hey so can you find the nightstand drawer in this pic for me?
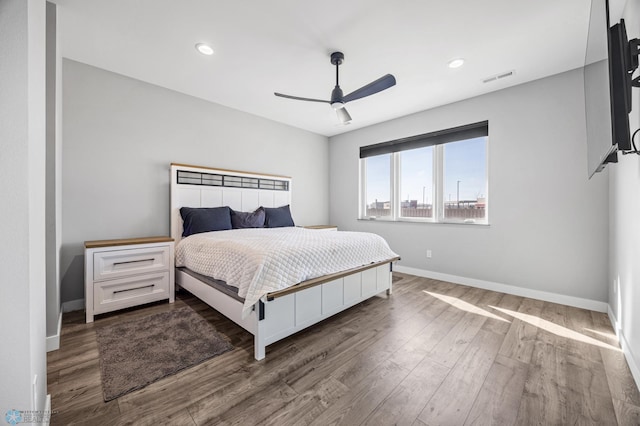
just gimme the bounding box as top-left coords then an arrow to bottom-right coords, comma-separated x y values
93,272 -> 170,314
93,245 -> 170,281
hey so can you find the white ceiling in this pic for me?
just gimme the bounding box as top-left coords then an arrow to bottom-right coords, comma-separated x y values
53,0 -> 599,137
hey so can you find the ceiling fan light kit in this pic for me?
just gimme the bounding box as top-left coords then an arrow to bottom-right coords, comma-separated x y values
336,107 -> 352,124
274,51 -> 396,124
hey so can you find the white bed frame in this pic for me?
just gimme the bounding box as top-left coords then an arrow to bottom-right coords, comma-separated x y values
170,163 -> 397,360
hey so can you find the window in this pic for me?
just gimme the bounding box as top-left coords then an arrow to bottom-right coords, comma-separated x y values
443,138 -> 487,221
363,153 -> 391,217
400,147 -> 433,218
359,121 -> 488,224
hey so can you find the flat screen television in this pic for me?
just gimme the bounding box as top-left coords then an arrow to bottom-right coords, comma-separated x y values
584,0 -> 635,178
609,20 -> 633,151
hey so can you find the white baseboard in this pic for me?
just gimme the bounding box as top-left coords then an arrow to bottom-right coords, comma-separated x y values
607,305 -> 640,393
44,299 -> 84,353
394,265 -> 609,313
607,304 -> 620,335
46,310 -> 62,352
61,298 -> 84,313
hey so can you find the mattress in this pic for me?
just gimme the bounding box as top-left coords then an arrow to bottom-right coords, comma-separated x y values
175,227 -> 398,317
177,267 -> 244,302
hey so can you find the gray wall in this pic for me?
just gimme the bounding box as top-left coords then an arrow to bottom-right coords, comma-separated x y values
61,60 -> 329,303
329,68 -> 610,303
0,0 -> 48,412
609,0 -> 640,384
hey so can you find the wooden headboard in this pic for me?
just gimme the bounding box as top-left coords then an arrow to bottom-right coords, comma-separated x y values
170,163 -> 292,244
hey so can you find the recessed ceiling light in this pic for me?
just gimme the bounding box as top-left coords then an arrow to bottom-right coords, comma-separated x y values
448,58 -> 465,69
195,43 -> 214,56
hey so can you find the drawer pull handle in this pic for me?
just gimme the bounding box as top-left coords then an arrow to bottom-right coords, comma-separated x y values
113,284 -> 155,294
113,258 -> 155,266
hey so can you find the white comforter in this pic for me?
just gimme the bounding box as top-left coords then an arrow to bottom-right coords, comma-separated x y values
175,227 -> 398,318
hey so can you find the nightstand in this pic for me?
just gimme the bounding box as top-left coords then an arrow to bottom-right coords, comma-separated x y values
302,225 -> 338,231
84,236 -> 175,323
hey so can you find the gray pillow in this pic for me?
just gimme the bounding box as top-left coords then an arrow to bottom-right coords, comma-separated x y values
263,205 -> 295,228
230,207 -> 265,229
180,206 -> 232,237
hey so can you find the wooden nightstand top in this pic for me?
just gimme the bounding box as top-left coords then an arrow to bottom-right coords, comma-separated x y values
302,225 -> 338,230
84,236 -> 174,249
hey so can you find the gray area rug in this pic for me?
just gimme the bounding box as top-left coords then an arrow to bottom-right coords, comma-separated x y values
96,306 -> 234,401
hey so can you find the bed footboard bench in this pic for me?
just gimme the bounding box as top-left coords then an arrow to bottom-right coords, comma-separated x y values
175,258 -> 397,360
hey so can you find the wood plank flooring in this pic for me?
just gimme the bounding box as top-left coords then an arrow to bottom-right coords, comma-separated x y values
47,273 -> 640,425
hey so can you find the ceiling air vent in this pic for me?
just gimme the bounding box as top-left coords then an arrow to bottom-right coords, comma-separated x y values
482,70 -> 515,84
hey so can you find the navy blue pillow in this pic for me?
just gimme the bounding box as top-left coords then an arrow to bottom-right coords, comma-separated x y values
263,205 -> 295,228
231,207 -> 265,229
180,206 -> 232,237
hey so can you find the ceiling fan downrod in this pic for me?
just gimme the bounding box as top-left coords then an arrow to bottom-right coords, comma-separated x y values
330,52 -> 345,108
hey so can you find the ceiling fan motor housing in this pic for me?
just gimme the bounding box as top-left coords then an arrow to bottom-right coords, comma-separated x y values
331,86 -> 344,108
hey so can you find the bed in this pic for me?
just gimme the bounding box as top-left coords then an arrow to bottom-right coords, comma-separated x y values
170,163 -> 400,360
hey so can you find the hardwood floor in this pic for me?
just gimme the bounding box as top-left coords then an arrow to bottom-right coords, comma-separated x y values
47,273 -> 640,425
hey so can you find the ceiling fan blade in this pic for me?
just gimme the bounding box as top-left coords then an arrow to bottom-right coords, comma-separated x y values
336,107 -> 352,124
274,92 -> 330,104
343,74 -> 396,103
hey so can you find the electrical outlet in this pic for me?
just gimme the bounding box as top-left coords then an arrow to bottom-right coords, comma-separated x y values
426,250 -> 432,259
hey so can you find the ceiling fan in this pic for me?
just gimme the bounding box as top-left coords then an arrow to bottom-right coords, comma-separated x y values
274,51 -> 396,124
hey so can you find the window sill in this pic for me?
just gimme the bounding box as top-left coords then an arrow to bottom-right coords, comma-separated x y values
358,217 -> 490,226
